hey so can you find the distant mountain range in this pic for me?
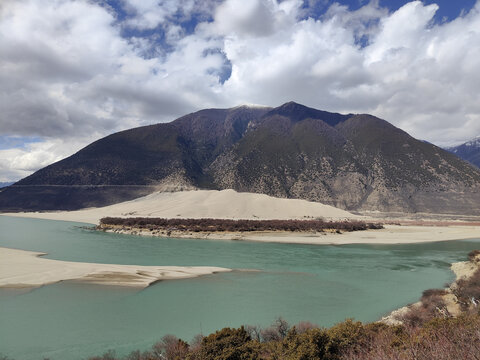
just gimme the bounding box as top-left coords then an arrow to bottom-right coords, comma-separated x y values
0,182 -> 13,189
1,102 -> 480,215
446,137 -> 480,169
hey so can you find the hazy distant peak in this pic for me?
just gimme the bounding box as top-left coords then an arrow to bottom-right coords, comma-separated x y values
445,136 -> 480,168
465,136 -> 480,147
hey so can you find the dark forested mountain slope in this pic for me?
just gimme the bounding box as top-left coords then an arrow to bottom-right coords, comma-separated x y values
2,102 -> 480,214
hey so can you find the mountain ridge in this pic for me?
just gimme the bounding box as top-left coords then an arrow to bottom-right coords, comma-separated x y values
1,102 -> 480,215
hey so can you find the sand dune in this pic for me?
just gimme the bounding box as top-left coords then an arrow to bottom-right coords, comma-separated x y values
0,247 -> 230,288
3,189 -> 357,225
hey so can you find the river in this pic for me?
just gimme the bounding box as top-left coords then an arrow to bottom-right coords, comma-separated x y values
0,216 -> 479,359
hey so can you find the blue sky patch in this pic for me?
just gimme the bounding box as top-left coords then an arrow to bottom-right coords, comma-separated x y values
0,136 -> 44,150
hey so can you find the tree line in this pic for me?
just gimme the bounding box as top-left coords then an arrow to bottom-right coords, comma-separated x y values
98,217 -> 384,233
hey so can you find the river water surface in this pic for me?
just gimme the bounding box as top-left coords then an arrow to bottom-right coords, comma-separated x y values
1,216 -> 479,360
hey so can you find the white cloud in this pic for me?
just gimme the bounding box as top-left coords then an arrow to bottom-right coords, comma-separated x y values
0,0 -> 224,133
216,0 -> 480,145
0,138 -> 87,182
122,0 -> 176,30
1,0 -> 480,181
365,1 -> 439,64
121,0 -> 220,31
362,1 -> 480,144
213,0 -> 276,37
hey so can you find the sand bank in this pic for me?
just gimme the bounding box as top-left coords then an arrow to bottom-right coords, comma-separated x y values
101,224 -> 480,245
1,189 -> 358,225
0,247 -> 230,288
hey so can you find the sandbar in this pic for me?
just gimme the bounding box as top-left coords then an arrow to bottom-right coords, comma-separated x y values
0,247 -> 230,288
100,224 -> 480,245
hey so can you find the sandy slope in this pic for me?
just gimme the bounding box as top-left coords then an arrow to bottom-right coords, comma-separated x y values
0,247 -> 230,288
2,189 -> 357,224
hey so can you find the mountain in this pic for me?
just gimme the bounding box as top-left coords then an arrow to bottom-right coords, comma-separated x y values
0,182 -> 13,188
1,102 -> 480,215
0,105 -> 271,211
446,137 -> 480,169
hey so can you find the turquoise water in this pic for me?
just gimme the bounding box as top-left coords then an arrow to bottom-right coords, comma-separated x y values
0,216 -> 479,360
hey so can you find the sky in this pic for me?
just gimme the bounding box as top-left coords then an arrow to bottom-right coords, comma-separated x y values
0,0 -> 479,182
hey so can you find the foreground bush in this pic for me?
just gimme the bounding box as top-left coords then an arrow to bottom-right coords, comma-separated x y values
84,314 -> 480,360
346,315 -> 480,360
453,268 -> 480,310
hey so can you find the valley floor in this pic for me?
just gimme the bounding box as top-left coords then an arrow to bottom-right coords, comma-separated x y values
2,189 -> 480,245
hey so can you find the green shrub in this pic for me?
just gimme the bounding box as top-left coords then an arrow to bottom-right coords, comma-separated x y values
325,319 -> 366,358
188,327 -> 258,360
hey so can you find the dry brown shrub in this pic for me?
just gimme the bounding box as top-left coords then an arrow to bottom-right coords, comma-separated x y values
152,335 -> 189,360
421,288 -> 448,299
295,321 -> 318,334
260,317 -> 290,342
453,269 -> 480,310
468,249 -> 480,262
342,314 -> 480,360
99,217 -> 384,233
399,290 -> 450,328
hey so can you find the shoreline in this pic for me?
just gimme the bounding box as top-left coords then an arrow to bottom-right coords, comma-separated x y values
381,252 -> 480,325
3,211 -> 480,245
97,223 -> 480,245
0,246 -> 231,288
